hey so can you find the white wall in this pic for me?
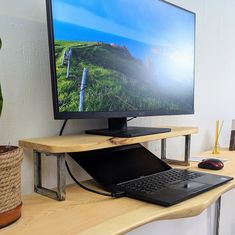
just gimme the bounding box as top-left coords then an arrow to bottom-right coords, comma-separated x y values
1,0 -> 235,234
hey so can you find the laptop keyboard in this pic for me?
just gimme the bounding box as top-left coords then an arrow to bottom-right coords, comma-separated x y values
117,169 -> 203,194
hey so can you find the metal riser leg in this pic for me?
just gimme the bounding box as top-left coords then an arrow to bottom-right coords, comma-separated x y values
33,151 -> 66,201
161,135 -> 191,166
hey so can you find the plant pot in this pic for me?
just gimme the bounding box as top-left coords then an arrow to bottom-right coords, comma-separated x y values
0,146 -> 23,228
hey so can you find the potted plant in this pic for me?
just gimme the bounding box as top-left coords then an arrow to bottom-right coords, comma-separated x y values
0,37 -> 23,228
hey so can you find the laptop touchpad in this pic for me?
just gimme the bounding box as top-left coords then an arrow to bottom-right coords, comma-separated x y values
169,181 -> 207,191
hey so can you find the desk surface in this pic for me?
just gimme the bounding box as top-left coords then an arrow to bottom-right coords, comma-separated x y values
1,149 -> 235,235
19,126 -> 198,153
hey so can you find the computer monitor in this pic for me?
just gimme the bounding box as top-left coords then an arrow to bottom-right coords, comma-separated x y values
46,0 -> 195,137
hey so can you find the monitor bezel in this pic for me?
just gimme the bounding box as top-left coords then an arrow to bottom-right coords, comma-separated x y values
46,0 -> 196,120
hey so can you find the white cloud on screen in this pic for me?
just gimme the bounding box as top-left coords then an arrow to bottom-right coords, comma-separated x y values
53,2 -> 164,46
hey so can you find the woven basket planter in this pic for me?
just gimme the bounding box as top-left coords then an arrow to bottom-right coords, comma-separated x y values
0,146 -> 23,228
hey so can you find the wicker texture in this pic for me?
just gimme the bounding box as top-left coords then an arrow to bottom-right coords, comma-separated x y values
0,147 -> 23,214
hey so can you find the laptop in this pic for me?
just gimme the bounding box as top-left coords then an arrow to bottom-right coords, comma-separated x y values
69,144 -> 233,206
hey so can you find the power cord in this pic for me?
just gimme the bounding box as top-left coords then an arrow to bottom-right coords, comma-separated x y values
65,161 -> 124,198
59,119 -> 68,136
59,120 -> 125,198
127,117 -> 136,122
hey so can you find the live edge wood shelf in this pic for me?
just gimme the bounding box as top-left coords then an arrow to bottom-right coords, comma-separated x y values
18,126 -> 198,201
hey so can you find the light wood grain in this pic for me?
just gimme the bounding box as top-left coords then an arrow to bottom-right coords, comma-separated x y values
1,149 -> 235,235
19,126 -> 198,153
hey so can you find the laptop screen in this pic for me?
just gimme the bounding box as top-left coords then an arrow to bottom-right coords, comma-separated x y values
69,144 -> 171,187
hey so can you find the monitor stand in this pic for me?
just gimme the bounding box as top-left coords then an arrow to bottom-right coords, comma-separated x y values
85,117 -> 171,137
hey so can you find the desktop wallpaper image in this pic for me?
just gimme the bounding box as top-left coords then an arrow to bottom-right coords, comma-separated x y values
52,0 -> 195,113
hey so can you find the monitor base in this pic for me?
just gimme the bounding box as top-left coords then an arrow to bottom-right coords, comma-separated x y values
86,126 -> 171,138
86,118 -> 171,137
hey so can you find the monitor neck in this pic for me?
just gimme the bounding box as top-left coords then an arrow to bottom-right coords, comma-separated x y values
108,118 -> 127,130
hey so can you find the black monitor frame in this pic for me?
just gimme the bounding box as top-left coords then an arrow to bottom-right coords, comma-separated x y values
46,0 -> 196,122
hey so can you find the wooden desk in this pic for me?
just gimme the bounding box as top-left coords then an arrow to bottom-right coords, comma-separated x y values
1,150 -> 235,235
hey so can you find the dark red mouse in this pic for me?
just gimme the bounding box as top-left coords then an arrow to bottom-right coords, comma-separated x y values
198,158 -> 224,170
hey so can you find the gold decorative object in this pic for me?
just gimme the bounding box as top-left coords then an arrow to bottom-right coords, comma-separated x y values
212,120 -> 223,154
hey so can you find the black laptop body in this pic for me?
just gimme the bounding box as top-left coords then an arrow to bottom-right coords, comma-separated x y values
69,144 -> 233,206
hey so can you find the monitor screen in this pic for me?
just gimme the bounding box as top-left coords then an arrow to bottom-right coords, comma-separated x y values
69,144 -> 171,187
46,0 -> 195,119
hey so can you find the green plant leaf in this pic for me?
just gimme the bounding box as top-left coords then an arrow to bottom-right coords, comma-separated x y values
0,84 -> 2,116
0,37 -> 2,116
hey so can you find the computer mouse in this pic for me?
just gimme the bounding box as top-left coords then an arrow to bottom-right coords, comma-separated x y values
198,158 -> 224,170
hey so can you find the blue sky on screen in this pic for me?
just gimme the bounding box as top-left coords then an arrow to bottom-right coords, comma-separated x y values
52,0 -> 195,83
53,0 -> 194,47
